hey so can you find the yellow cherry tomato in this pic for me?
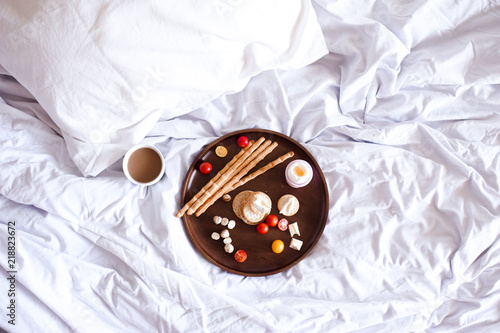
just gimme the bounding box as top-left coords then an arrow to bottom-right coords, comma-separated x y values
271,240 -> 284,254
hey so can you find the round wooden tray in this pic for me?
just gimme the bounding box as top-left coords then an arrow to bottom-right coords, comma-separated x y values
180,129 -> 329,276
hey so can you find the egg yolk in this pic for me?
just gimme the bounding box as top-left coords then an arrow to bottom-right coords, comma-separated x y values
293,166 -> 305,177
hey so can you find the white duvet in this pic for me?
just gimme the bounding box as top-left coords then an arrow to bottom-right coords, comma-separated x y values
2,0 -> 500,332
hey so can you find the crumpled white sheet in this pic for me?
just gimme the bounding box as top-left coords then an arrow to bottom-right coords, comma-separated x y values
2,0 -> 500,332
0,0 -> 327,177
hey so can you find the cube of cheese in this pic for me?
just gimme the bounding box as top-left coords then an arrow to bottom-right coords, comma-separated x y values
289,222 -> 300,237
289,238 -> 303,251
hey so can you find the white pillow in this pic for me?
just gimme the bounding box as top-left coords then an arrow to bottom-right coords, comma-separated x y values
0,0 -> 327,176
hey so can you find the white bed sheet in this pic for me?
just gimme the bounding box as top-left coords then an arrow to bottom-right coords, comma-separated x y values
2,0 -> 500,332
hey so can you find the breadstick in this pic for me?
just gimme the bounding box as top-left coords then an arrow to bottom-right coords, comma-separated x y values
176,141 -> 255,218
187,138 -> 269,215
195,141 -> 279,217
186,137 -> 267,215
231,151 -> 294,190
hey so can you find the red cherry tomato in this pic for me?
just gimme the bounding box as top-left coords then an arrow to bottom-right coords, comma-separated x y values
199,162 -> 212,174
237,136 -> 249,148
278,218 -> 289,231
266,214 -> 278,228
256,222 -> 269,234
234,250 -> 247,263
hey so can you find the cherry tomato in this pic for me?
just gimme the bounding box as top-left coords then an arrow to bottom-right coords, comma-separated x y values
234,250 -> 247,263
237,136 -> 249,148
256,222 -> 269,234
265,214 -> 278,227
278,218 -> 289,231
272,240 -> 284,254
199,162 -> 212,174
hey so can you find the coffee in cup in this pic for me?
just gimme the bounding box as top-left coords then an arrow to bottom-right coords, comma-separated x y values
123,144 -> 165,198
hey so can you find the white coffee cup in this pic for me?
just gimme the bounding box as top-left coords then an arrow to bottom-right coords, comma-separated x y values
123,144 -> 165,198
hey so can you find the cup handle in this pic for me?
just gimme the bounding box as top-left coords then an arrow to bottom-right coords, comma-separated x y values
139,185 -> 148,199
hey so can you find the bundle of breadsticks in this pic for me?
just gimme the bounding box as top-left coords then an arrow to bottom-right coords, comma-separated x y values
176,137 -> 294,218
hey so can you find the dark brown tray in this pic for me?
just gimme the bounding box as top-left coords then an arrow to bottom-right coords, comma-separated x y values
180,129 -> 329,276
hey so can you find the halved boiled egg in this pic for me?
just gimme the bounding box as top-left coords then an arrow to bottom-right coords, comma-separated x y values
285,159 -> 313,188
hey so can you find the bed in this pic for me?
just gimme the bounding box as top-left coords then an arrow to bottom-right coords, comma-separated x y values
1,0 -> 500,332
